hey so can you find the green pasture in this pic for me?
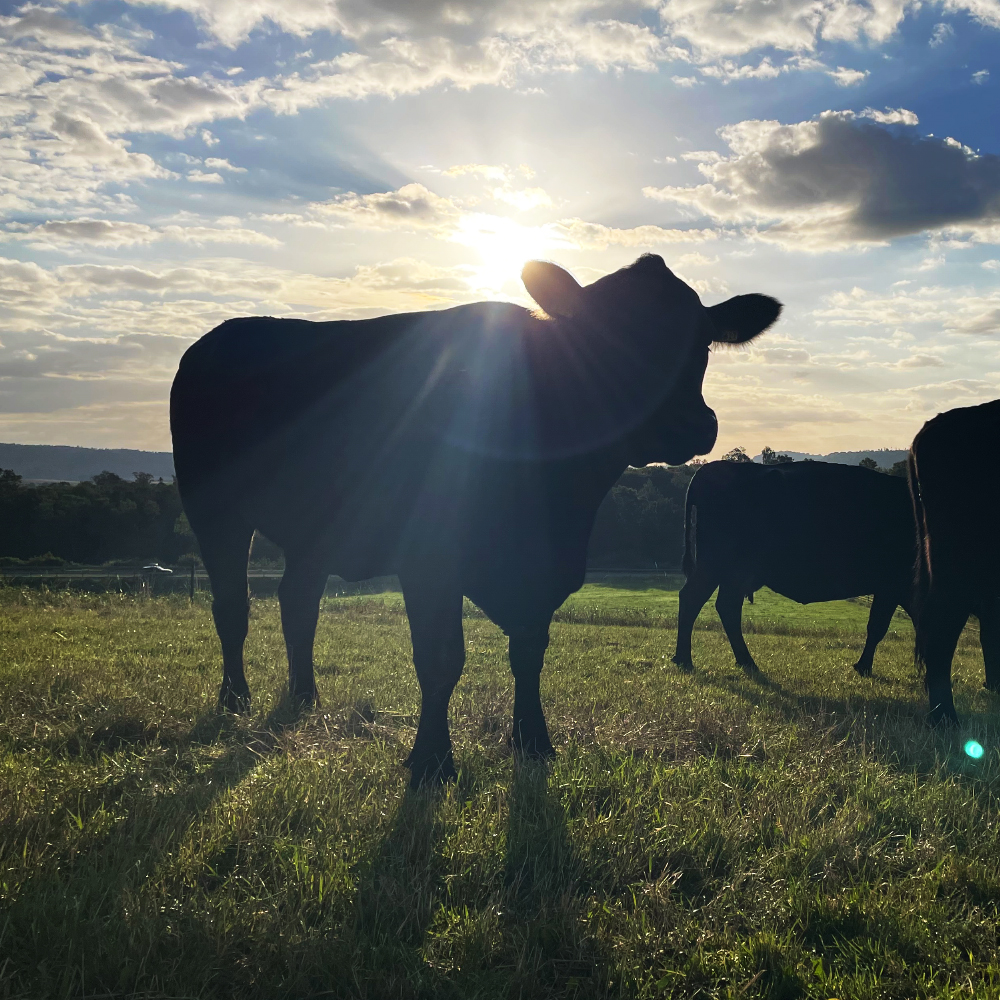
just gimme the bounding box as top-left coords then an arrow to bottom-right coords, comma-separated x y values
2,580 -> 999,999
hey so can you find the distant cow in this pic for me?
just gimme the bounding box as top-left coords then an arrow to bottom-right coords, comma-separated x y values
673,460 -> 915,676
171,254 -> 779,785
909,399 -> 1000,725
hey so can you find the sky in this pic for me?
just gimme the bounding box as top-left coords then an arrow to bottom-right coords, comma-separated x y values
0,0 -> 998,458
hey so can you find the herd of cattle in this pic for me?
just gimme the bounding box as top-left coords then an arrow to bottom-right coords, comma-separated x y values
170,254 -> 995,784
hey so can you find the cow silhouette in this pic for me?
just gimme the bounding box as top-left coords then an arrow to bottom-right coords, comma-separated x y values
170,254 -> 780,784
673,460 -> 915,676
909,399 -> 1000,725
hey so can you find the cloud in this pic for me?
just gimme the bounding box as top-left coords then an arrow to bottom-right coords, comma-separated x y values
642,111 -> 1000,248
930,22 -> 954,45
973,69 -> 990,84
2,218 -> 281,249
815,284 -> 1000,336
861,106 -> 919,125
549,218 -> 718,249
313,183 -> 462,232
186,170 -> 225,183
827,66 -> 868,86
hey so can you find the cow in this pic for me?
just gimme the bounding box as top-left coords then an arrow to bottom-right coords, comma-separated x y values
170,254 -> 780,785
909,399 -> 1000,725
673,460 -> 915,677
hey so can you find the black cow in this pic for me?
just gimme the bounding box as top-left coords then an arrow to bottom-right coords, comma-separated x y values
673,460 -> 915,676
170,254 -> 780,784
909,399 -> 1000,725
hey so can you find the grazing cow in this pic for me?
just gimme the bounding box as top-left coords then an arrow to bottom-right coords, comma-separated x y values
909,399 -> 1000,725
673,460 -> 915,676
170,254 -> 780,784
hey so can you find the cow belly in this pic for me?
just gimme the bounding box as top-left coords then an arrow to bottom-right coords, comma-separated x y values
764,569 -> 878,606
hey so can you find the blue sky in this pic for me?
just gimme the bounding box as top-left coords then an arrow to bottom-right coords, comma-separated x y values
0,0 -> 998,455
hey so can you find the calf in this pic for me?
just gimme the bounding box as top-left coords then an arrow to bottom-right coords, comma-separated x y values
171,255 -> 780,785
909,399 -> 1000,725
673,460 -> 915,676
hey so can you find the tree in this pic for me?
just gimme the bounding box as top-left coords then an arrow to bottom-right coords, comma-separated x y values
761,446 -> 794,465
721,446 -> 753,463
859,457 -> 880,471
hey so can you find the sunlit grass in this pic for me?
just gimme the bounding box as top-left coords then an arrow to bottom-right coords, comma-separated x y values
2,583 -> 1000,998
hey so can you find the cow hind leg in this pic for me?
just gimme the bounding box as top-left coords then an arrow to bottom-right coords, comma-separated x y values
716,583 -> 759,674
278,553 -> 328,706
918,589 -> 967,727
399,563 -> 465,787
508,626 -> 556,759
673,571 -> 717,672
853,591 -> 898,678
974,597 -> 1000,692
197,516 -> 255,713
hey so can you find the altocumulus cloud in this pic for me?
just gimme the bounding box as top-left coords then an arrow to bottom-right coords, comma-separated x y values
643,111 -> 1000,249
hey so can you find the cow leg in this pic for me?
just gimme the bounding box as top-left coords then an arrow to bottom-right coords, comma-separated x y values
974,597 -> 1000,692
716,583 -> 759,673
198,517 -> 255,713
278,554 -> 328,705
399,565 -> 465,787
852,591 -> 897,678
920,590 -> 967,727
673,572 -> 717,672
509,626 -> 555,759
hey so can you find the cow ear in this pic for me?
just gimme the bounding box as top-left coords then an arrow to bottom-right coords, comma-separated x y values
522,261 -> 584,319
707,294 -> 782,345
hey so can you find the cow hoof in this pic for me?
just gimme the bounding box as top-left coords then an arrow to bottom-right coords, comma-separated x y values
853,661 -> 873,678
405,750 -> 457,789
218,683 -> 251,715
672,656 -> 695,673
511,735 -> 557,760
290,686 -> 321,709
928,705 -> 959,728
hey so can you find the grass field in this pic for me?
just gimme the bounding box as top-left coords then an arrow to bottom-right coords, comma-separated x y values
2,579 -> 1000,999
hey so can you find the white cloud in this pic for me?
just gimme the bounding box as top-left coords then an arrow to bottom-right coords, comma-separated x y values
815,284 -> 1000,336
861,106 -> 919,124
642,111 -> 1000,249
186,170 -> 225,183
930,22 -> 954,45
973,69 -> 990,84
827,66 -> 868,85
204,157 -> 247,172
2,218 -> 281,249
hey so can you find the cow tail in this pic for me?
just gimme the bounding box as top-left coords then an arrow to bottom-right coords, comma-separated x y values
908,448 -> 930,671
682,501 -> 697,577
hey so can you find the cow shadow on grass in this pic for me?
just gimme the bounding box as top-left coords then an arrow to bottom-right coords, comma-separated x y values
682,649 -> 1000,780
1,695 -> 317,998
334,761 -> 618,997
500,761 -> 613,996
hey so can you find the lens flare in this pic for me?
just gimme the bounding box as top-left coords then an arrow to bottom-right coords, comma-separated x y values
964,739 -> 984,760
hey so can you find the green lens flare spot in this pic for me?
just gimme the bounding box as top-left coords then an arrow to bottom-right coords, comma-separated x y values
964,740 -> 984,760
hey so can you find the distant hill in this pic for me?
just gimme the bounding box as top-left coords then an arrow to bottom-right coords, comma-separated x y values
751,448 -> 908,467
0,443 -> 174,483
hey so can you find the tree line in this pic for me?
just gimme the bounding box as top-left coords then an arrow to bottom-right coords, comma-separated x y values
0,449 -> 908,570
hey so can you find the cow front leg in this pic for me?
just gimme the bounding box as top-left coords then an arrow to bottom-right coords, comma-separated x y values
400,566 -> 465,787
918,590 -> 967,726
853,591 -> 898,677
278,555 -> 328,706
716,583 -> 759,674
673,572 -> 717,672
508,627 -> 555,759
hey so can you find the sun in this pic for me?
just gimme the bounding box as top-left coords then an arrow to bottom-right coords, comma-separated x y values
453,213 -> 570,295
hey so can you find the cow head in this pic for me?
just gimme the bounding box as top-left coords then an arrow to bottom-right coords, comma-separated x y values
522,254 -> 780,465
